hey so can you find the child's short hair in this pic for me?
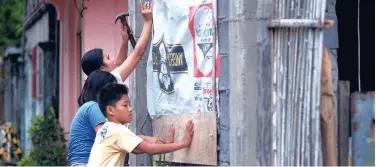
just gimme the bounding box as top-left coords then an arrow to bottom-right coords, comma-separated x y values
98,83 -> 129,117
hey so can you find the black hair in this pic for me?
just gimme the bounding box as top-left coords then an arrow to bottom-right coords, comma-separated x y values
98,83 -> 129,117
77,70 -> 117,106
81,48 -> 104,76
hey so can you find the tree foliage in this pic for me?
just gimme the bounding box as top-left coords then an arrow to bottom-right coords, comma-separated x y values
0,0 -> 23,53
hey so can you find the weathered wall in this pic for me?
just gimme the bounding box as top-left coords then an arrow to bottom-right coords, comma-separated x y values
23,7 -> 50,156
229,0 -> 273,165
351,92 -> 375,166
217,0 -> 230,165
128,0 -> 339,165
228,0 -> 338,165
255,0 -> 273,165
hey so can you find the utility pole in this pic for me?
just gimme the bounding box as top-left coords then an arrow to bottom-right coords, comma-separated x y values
229,0 -> 259,165
229,0 -> 273,165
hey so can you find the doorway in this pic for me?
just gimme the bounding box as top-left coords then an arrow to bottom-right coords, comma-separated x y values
336,0 -> 375,93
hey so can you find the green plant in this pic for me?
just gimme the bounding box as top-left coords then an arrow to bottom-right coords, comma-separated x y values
150,154 -> 169,166
17,157 -> 37,166
28,107 -> 67,166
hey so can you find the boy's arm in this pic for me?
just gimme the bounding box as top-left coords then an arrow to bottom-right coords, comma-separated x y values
134,120 -> 194,155
131,148 -> 144,154
137,125 -> 175,144
117,120 -> 193,155
138,135 -> 166,144
117,2 -> 152,81
135,141 -> 186,155
95,123 -> 104,133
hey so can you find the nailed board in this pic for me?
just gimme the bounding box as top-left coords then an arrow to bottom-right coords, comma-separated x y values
152,112 -> 217,165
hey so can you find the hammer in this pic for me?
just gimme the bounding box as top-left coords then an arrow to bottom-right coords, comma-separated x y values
115,12 -> 136,48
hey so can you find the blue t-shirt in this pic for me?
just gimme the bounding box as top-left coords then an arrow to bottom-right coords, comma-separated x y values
68,101 -> 107,165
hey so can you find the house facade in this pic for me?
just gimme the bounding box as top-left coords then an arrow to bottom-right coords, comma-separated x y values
21,0 -> 128,155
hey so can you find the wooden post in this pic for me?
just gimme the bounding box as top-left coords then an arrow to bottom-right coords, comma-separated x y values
338,81 -> 350,166
320,47 -> 338,166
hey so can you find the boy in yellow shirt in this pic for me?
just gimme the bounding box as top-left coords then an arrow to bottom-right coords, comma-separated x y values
87,83 -> 194,166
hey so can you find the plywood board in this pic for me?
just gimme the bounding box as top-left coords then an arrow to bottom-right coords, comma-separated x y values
152,112 -> 217,165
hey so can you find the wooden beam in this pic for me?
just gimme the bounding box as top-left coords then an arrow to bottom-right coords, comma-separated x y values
338,81 -> 350,166
320,47 -> 338,166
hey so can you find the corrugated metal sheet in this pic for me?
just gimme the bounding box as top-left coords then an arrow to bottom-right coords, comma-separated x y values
351,92 -> 375,166
269,0 -> 327,166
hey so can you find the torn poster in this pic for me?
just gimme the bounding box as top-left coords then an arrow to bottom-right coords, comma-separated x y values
147,0 -> 220,116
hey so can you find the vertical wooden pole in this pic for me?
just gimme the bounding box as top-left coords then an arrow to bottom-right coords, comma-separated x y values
320,47 -> 338,166
338,81 -> 350,166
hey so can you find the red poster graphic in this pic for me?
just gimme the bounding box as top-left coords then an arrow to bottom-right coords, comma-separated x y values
189,3 -> 220,78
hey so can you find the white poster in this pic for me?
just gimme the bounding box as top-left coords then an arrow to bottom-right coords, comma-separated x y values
147,0 -> 220,116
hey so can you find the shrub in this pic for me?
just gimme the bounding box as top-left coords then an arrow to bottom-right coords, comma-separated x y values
17,157 -> 36,166
27,107 -> 67,166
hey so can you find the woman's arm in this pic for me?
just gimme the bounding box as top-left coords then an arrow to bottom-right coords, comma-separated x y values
117,2 -> 153,81
95,123 -> 104,133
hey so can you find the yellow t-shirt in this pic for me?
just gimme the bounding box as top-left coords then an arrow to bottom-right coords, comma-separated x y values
87,122 -> 143,166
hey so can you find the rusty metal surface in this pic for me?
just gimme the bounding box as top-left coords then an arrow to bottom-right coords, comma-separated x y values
351,92 -> 375,166
270,0 -> 326,166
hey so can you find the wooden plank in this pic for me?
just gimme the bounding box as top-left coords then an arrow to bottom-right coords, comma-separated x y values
337,80 -> 350,166
152,112 -> 217,165
320,47 -> 337,166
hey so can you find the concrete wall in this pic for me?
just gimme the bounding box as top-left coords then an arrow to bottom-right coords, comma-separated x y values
217,0 -> 230,165
127,0 -> 153,165
228,0 -> 274,165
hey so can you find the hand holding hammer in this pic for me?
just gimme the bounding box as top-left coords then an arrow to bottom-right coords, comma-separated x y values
115,12 -> 137,48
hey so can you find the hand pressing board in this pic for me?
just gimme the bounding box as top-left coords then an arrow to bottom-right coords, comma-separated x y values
152,112 -> 217,165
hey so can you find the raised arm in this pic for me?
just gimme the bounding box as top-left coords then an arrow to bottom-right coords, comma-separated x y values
117,1 -> 153,81
115,25 -> 129,66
